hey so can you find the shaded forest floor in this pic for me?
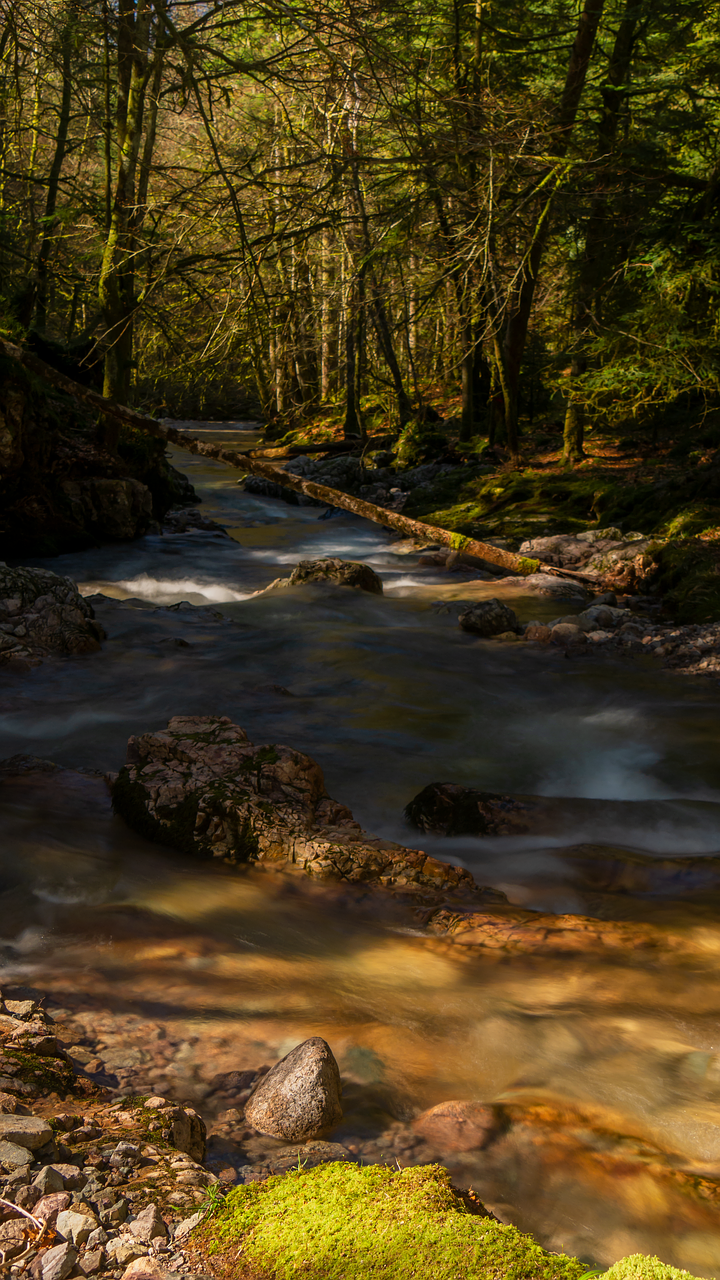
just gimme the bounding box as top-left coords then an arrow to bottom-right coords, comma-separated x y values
265,396 -> 720,625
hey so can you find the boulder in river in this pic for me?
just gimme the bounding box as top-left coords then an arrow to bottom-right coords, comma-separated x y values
268,557 -> 383,595
111,716 -> 490,899
458,599 -> 518,637
244,1037 -> 343,1141
405,782 -> 538,836
0,564 -> 104,665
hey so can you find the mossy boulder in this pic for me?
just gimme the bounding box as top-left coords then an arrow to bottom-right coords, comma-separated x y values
269,557 -> 383,595
194,1161 -> 587,1280
193,1162 -> 709,1280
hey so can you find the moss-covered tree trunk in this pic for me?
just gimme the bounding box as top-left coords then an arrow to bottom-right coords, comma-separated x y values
97,0 -> 152,449
562,4 -> 639,463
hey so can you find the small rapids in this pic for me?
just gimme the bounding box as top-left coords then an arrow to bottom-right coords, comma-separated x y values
2,421 -> 720,1273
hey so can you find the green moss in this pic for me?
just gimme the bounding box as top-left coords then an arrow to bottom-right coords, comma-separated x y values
1,1047 -> 77,1097
603,1256 -> 703,1280
644,539 -> 720,624
449,532 -> 470,552
197,1162 -> 587,1280
517,556 -> 541,575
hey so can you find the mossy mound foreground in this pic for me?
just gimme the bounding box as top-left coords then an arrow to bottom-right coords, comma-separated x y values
195,1162 -> 706,1280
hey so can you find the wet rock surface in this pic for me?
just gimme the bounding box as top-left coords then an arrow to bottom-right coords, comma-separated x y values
0,565 -> 104,666
458,598 -> 519,637
0,366 -> 199,558
519,529 -> 654,576
242,453 -> 454,513
405,783 -> 538,837
110,715 -> 485,900
519,594 -> 720,675
265,557 -> 384,595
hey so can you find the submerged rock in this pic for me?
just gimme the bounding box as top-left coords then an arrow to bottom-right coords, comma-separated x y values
244,1037 -> 343,1141
405,782 -> 538,837
519,573 -> 588,600
412,1101 -> 499,1152
458,598 -> 518,637
111,715 -> 488,899
267,557 -> 383,595
0,564 -> 104,665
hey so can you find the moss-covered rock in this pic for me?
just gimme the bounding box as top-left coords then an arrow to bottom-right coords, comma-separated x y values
195,1161 -> 587,1280
642,539 -> 720,624
603,1257 -> 704,1280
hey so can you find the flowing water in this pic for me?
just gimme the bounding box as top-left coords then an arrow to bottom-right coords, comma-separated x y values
3,423 -> 720,1272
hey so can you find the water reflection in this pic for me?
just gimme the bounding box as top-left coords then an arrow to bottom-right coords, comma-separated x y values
2,425 -> 720,1272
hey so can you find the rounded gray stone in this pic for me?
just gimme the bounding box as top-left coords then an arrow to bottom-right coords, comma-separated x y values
244,1037 -> 343,1142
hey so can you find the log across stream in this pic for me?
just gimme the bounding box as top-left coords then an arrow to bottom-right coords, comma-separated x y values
2,422 -> 720,1275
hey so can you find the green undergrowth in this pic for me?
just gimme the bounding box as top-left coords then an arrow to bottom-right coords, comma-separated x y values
401,460 -> 720,551
644,538 -> 720,624
194,1162 -> 702,1280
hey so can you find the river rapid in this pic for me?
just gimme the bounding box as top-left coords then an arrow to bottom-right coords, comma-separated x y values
3,422 -> 720,1273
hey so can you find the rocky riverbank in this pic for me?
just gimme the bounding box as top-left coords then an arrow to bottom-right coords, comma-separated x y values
1,987 -> 713,1280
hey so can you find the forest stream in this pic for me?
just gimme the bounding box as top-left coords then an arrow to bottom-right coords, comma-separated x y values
3,425 -> 720,1275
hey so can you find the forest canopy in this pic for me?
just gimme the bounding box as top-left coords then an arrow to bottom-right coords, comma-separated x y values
1,0 -> 718,459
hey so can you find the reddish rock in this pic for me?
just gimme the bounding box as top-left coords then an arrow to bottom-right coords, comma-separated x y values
34,1191 -> 72,1224
413,1101 -> 499,1152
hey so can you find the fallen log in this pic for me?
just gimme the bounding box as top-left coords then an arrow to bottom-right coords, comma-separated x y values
0,337 -> 595,584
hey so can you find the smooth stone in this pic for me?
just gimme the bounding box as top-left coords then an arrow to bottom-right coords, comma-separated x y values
82,1248 -> 106,1275
524,624 -> 552,642
106,1237 -> 149,1266
244,1037 -> 343,1142
34,1192 -> 72,1224
33,1165 -> 65,1194
56,1207 -> 97,1245
413,1101 -> 499,1152
173,1209 -> 206,1240
129,1202 -> 168,1242
121,1260 -> 167,1280
551,623 -> 587,645
0,1113 -> 53,1150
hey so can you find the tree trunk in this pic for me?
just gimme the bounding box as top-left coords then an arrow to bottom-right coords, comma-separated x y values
562,4 -> 639,459
97,0 -> 152,447
35,5 -> 75,331
500,0 -> 606,460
